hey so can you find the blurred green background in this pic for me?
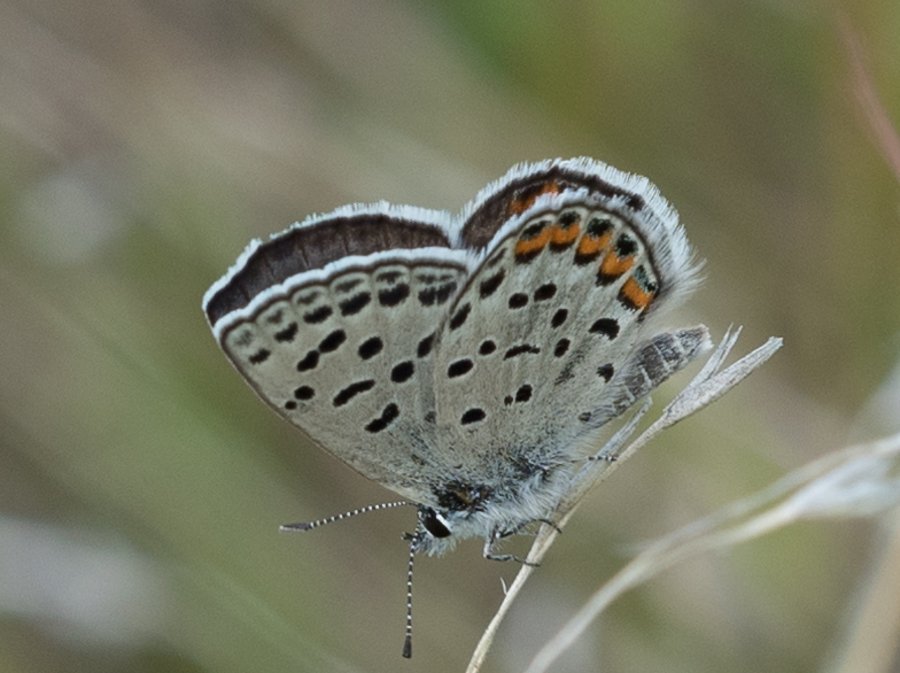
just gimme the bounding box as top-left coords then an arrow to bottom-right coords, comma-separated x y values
2,1 -> 899,672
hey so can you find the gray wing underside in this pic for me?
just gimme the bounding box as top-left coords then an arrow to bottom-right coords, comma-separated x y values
207,159 -> 707,507
429,204 -> 706,486
218,252 -> 469,500
217,207 -> 708,505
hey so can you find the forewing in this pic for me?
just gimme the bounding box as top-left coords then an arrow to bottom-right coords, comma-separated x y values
204,207 -> 467,499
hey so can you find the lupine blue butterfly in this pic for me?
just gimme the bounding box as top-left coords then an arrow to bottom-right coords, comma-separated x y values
203,157 -> 709,656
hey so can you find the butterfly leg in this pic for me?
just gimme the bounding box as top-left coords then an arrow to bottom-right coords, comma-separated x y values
497,518 -> 562,538
483,528 -> 541,565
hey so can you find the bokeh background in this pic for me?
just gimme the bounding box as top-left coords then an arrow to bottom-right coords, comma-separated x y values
2,2 -> 899,672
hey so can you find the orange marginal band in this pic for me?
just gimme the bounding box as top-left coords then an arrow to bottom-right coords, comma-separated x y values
599,251 -> 634,278
577,231 -> 612,256
619,276 -> 655,310
549,222 -> 580,246
515,228 -> 551,257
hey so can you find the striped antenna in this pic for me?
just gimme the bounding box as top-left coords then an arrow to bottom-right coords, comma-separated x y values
282,500 -> 422,657
402,529 -> 423,658
280,500 -> 413,531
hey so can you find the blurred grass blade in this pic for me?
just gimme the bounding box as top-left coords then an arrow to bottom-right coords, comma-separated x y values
465,330 -> 782,673
525,432 -> 900,673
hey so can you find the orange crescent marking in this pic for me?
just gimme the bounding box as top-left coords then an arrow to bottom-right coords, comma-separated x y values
577,231 -> 612,256
599,251 -> 634,278
620,276 -> 655,309
550,223 -> 580,246
514,228 -> 552,257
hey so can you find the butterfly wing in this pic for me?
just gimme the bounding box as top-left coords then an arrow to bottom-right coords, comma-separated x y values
203,205 -> 472,500
428,158 -> 705,492
204,158 -> 708,513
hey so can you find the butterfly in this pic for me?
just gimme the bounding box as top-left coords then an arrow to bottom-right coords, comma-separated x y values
203,157 -> 709,656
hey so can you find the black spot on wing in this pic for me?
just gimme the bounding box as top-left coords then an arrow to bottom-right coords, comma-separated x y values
460,408 -> 486,425
378,284 -> 410,307
339,292 -> 371,316
417,333 -> 435,358
449,303 -> 471,330
559,211 -> 580,226
447,358 -> 474,378
534,283 -> 557,301
504,344 -> 540,359
551,308 -> 568,328
366,403 -> 400,433
502,384 -> 533,406
390,361 -> 415,383
274,322 -> 298,342
303,305 -> 332,324
293,385 -> 315,400
615,233 -> 637,257
358,336 -> 383,360
296,350 -> 319,371
508,293 -> 528,309
520,221 -> 546,239
478,270 -> 505,298
419,281 -> 457,306
333,379 -> 376,407
587,217 -> 612,237
478,339 -> 496,355
589,318 -> 620,339
597,364 -> 614,382
319,329 -> 347,352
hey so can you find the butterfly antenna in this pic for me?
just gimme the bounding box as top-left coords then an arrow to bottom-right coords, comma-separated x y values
402,530 -> 422,658
280,500 -> 413,532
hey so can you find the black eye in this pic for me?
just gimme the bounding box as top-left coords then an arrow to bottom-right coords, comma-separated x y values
420,507 -> 452,538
